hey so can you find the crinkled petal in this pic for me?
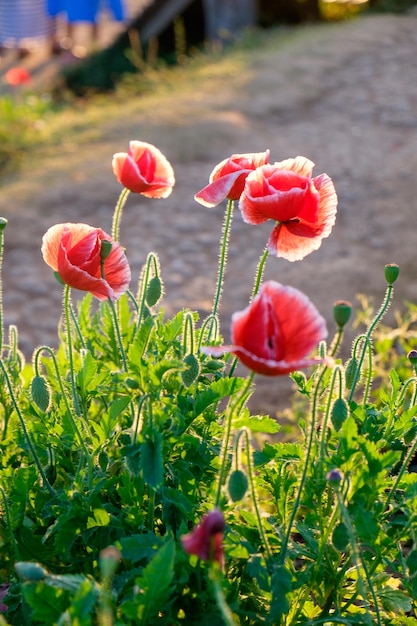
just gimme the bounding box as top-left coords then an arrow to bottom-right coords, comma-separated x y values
194,171 -> 249,207
273,155 -> 315,177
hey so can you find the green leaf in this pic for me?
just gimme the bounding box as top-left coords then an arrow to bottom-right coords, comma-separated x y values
120,533 -> 163,563
332,522 -> 349,551
30,375 -> 51,412
140,434 -> 164,489
86,508 -> 111,529
193,377 -> 246,417
122,540 -> 175,624
378,587 -> 412,614
270,564 -> 291,622
127,316 -> 154,368
233,413 -> 280,434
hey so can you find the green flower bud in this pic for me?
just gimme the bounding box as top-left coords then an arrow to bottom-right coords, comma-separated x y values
333,300 -> 352,329
331,397 -> 348,431
0,217 -> 8,231
345,357 -> 358,390
15,561 -> 47,581
228,469 -> 249,502
100,240 -> 113,262
408,350 -> 417,367
384,263 -> 399,285
326,468 -> 343,483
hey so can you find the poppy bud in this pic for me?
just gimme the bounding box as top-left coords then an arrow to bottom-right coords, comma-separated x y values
384,263 -> 399,285
0,218 -> 8,231
333,300 -> 352,329
326,468 -> 343,484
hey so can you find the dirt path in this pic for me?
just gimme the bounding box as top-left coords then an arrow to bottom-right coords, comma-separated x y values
1,13 -> 417,415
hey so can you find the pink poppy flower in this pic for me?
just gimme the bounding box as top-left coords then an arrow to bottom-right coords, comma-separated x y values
42,223 -> 131,301
194,150 -> 270,207
181,509 -> 225,566
239,156 -> 337,261
202,281 -> 329,376
112,140 -> 175,198
5,67 -> 32,86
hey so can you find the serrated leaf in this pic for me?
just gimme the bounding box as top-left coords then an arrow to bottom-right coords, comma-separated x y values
378,587 -> 412,614
120,533 -> 163,563
270,564 -> 291,622
122,540 -> 175,624
193,377 -> 246,417
233,413 -> 280,434
31,375 -> 50,412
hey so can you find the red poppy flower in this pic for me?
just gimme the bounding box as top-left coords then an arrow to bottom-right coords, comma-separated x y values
202,281 -> 329,376
112,140 -> 175,198
239,156 -> 337,261
42,223 -> 131,301
5,67 -> 32,86
181,509 -> 225,566
194,150 -> 270,207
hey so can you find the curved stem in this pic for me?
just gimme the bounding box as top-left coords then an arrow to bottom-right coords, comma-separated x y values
34,345 -> 93,484
111,187 -> 130,242
251,247 -> 269,301
214,373 -> 254,507
0,360 -> 56,496
348,283 -> 394,402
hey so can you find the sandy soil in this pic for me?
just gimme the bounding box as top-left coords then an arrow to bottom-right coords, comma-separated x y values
1,13 -> 417,416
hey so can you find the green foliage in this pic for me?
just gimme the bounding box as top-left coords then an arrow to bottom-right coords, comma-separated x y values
1,175 -> 417,625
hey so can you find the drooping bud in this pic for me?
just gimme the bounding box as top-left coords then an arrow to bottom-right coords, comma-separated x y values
326,468 -> 343,484
384,263 -> 400,285
228,469 -> 249,502
333,301 -> 352,329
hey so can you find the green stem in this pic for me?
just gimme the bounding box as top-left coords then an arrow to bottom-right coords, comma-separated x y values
0,360 -> 56,496
210,199 -> 234,337
209,566 -> 238,626
319,365 -> 343,461
111,187 -> 130,242
0,219 -> 7,357
34,345 -> 93,487
214,373 -> 254,507
384,429 -> 417,510
64,285 -> 81,416
279,364 -> 328,565
242,428 -> 273,559
107,297 -> 128,371
348,283 -> 394,403
334,488 -> 381,625
251,247 -> 269,300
